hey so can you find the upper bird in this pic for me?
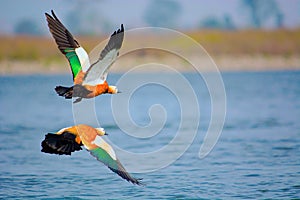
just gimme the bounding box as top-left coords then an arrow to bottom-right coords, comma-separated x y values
45,10 -> 124,103
41,124 -> 142,185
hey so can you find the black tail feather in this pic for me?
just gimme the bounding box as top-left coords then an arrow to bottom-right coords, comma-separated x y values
55,86 -> 73,99
41,132 -> 82,155
55,85 -> 92,100
73,97 -> 83,103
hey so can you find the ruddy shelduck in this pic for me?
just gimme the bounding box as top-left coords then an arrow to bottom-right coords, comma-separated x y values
45,10 -> 124,103
41,124 -> 142,185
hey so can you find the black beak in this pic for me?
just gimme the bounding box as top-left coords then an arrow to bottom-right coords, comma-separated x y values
104,132 -> 109,135
117,91 -> 122,93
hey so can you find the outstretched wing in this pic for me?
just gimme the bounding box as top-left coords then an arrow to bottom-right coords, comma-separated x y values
83,24 -> 124,86
86,135 -> 142,185
45,10 -> 90,79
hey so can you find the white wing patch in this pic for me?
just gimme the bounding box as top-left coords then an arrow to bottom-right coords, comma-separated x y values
83,49 -> 118,86
92,135 -> 117,160
75,47 -> 90,72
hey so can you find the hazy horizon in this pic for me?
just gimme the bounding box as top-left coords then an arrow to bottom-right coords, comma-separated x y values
0,0 -> 299,35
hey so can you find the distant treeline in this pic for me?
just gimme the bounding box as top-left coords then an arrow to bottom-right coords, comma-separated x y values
12,0 -> 290,36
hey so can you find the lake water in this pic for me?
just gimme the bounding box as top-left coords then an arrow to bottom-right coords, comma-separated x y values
0,71 -> 299,199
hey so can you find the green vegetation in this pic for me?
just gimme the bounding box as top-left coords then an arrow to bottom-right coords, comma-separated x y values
0,29 -> 299,62
187,29 -> 300,56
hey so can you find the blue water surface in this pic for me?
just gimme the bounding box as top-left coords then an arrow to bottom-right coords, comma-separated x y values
0,71 -> 299,199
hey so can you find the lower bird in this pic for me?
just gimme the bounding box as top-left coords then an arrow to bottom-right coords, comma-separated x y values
41,124 -> 142,185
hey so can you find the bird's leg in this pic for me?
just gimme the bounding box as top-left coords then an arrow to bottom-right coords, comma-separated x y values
73,97 -> 82,104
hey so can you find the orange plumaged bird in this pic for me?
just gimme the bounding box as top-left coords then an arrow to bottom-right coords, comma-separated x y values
41,124 -> 142,185
45,10 -> 124,103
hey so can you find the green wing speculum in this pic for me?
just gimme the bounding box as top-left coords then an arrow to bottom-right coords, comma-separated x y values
88,137 -> 142,185
89,147 -> 141,185
64,48 -> 82,78
90,147 -> 118,170
45,10 -> 90,79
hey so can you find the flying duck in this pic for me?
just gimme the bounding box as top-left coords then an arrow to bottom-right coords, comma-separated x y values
45,10 -> 124,103
41,124 -> 142,185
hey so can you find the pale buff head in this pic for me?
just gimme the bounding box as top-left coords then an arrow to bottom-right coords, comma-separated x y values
108,85 -> 119,94
95,127 -> 108,136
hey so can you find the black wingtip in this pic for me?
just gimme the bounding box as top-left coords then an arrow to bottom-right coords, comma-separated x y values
51,10 -> 59,21
45,10 -> 56,21
133,178 -> 144,186
45,12 -> 52,19
45,10 -> 55,17
118,24 -> 124,33
137,179 -> 145,186
112,24 -> 124,36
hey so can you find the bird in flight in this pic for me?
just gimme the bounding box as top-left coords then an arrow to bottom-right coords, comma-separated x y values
41,124 -> 142,185
45,10 -> 124,103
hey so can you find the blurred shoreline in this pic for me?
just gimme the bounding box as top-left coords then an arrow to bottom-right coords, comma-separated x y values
0,29 -> 299,74
1,54 -> 299,75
